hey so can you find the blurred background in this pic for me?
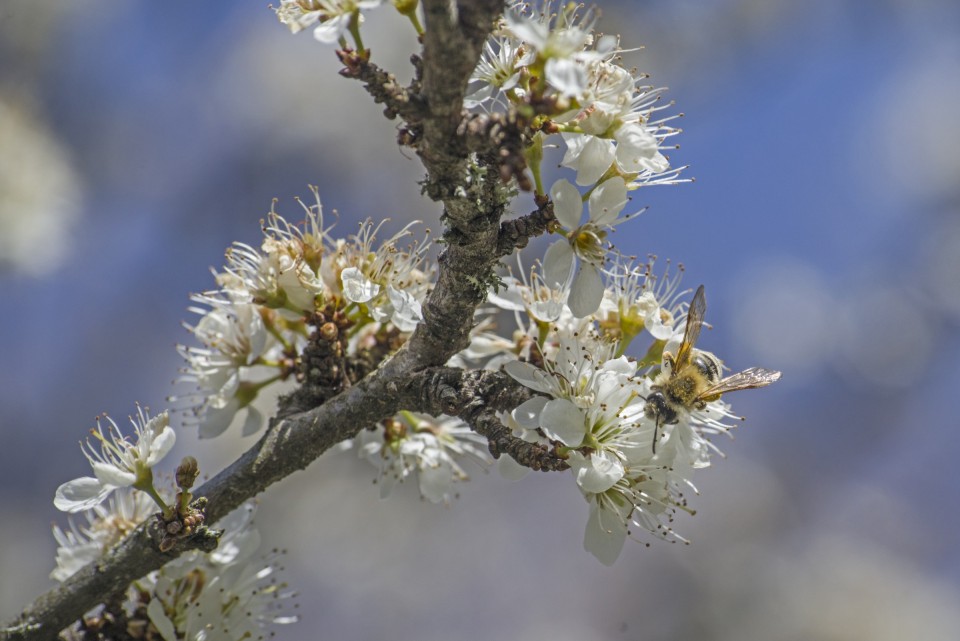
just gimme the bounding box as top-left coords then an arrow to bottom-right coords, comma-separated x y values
2,0 -> 959,639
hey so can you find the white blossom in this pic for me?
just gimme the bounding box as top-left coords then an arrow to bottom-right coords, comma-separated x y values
54,407 -> 174,513
542,177 -> 631,317
325,218 -> 433,330
600,254 -> 688,344
146,503 -> 299,641
51,488 -> 156,581
352,413 -> 491,504
274,0 -> 383,44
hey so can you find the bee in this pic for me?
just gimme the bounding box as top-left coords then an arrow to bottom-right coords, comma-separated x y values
645,285 -> 781,453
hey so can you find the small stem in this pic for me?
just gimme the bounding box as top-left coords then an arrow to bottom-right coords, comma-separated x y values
536,320 -> 551,350
407,12 -> 424,36
525,132 -> 545,197
136,479 -> 173,520
348,10 -> 365,53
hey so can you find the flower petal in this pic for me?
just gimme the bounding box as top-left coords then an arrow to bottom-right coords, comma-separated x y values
584,500 -> 628,566
145,424 -> 176,467
539,398 -> 586,446
147,598 -> 179,641
92,462 -> 136,489
418,462 -> 454,503
549,179 -> 584,229
240,405 -> 264,437
511,396 -> 549,430
199,398 -> 240,439
545,58 -> 587,98
567,263 -> 604,317
543,239 -> 574,290
387,285 -> 423,332
498,454 -> 530,481
54,477 -> 110,513
573,137 -> 616,186
340,266 -> 380,303
504,361 -> 554,395
571,451 -> 624,494
588,177 -> 627,226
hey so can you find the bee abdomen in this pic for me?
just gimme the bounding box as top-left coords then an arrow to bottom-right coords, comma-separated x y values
692,351 -> 722,383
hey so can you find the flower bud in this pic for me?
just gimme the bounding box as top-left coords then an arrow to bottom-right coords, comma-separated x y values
176,456 -> 200,491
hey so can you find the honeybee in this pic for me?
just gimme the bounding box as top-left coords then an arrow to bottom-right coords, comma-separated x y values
645,285 -> 781,453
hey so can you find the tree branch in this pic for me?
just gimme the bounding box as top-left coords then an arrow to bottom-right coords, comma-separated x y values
2,364 -> 565,641
2,4 -> 536,639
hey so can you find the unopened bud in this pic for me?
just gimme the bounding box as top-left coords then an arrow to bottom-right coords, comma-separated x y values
320,321 -> 338,341
176,456 -> 200,490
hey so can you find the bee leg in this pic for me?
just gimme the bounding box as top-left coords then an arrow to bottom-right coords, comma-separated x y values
652,417 -> 662,454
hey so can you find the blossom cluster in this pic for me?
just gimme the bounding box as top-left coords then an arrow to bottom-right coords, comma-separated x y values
174,187 -> 433,439
468,2 -> 684,184
349,412 -> 493,504
485,257 -> 741,564
468,2 -> 688,317
53,495 -> 298,641
261,1 -> 776,564
174,191 -> 499,504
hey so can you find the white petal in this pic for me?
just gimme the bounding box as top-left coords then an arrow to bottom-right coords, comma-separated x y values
543,240 -> 574,290
464,84 -> 494,109
580,109 -> 615,136
312,14 -> 350,44
641,151 -> 671,173
487,276 -> 526,311
199,398 -> 240,439
539,398 -> 586,446
644,303 -> 674,340
504,361 -> 554,395
560,132 -> 587,167
340,266 -> 380,303
615,123 -> 670,174
588,177 -> 628,226
387,285 -> 423,331
145,425 -> 176,467
600,356 -> 637,377
545,58 -> 586,98
572,451 -> 624,494
143,410 -> 170,436
498,454 -> 530,481
584,501 -> 628,566
549,179 -> 583,229
54,477 -> 111,513
567,263 -> 604,317
506,11 -> 548,48
528,298 -> 564,323
573,137 -> 616,186
147,598 -> 179,641
92,462 -> 136,488
511,396 -> 549,430
240,405 -> 264,437
418,463 -> 454,503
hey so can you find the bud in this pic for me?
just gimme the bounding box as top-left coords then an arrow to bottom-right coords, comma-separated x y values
176,456 -> 200,491
320,321 -> 339,341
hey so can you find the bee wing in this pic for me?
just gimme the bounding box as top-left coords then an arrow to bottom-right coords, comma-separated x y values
696,367 -> 782,401
672,285 -> 707,371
